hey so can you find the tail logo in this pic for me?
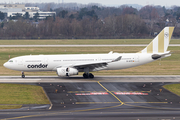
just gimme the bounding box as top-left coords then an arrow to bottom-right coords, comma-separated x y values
165,32 -> 169,38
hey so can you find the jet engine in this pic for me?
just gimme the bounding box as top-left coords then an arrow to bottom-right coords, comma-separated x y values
56,67 -> 78,77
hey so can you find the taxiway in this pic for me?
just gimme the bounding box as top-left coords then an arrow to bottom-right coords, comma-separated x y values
0,76 -> 180,120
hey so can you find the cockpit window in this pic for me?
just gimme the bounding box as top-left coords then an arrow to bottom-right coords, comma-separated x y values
9,60 -> 13,62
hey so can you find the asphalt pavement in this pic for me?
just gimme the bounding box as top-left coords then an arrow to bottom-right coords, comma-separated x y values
0,76 -> 180,120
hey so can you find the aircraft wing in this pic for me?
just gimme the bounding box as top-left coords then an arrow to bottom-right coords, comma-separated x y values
73,61 -> 108,71
56,56 -> 122,71
73,56 -> 122,71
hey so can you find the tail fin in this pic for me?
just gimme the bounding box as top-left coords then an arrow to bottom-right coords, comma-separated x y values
139,27 -> 174,53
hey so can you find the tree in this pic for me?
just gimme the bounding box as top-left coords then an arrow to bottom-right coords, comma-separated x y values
86,10 -> 98,20
11,13 -> 22,20
57,10 -> 68,18
23,12 -> 30,19
0,11 -> 5,20
78,8 -> 98,20
1,22 -> 4,28
139,6 -> 159,20
122,7 -> 138,15
78,8 -> 88,19
92,5 -> 101,10
69,14 -> 75,19
34,12 -> 39,22
174,7 -> 180,21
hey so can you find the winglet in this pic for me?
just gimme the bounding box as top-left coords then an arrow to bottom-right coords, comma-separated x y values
139,27 -> 174,53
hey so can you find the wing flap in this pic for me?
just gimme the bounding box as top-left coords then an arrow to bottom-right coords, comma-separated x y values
73,61 -> 108,69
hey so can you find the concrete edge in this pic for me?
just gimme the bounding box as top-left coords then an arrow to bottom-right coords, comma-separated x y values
42,86 -> 53,110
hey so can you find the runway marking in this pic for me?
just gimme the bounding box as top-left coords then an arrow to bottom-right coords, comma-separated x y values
75,92 -> 108,95
76,102 -> 168,104
76,102 -> 120,104
74,92 -> 149,95
68,90 -> 151,93
97,82 -> 124,105
114,92 -> 148,95
125,102 -> 168,104
112,91 -> 151,93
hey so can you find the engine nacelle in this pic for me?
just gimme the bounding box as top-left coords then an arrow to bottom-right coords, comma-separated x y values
56,67 -> 78,77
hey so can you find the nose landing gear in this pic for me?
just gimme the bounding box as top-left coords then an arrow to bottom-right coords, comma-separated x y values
22,71 -> 25,78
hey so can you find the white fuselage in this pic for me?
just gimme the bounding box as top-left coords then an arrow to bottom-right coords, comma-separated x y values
3,53 -> 154,72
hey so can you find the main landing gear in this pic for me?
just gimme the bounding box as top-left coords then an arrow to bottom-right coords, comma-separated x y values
83,73 -> 94,78
22,71 -> 25,78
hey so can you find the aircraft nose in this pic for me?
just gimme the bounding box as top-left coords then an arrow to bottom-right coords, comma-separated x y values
3,62 -> 9,68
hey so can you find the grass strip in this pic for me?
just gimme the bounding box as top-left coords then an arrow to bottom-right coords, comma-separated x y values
163,84 -> 180,96
0,105 -> 22,109
0,84 -> 50,105
0,39 -> 179,45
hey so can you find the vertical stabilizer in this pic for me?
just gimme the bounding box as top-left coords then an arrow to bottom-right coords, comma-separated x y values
139,27 -> 174,53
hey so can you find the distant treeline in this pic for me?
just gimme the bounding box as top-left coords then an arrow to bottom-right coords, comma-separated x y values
0,4 -> 180,39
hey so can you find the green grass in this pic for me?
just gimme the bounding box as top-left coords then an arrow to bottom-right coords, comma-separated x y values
163,84 -> 180,96
0,84 -> 50,105
0,39 -> 179,45
0,46 -> 180,76
0,105 -> 22,109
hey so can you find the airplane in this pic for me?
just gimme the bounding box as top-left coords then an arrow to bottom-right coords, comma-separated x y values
3,27 -> 174,78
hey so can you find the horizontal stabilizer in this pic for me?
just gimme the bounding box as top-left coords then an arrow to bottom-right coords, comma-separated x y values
152,52 -> 171,60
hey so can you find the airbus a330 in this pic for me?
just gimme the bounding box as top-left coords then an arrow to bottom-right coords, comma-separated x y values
3,27 -> 174,78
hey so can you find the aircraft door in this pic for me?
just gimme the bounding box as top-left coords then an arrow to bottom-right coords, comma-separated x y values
44,58 -> 48,64
134,55 -> 139,62
18,59 -> 23,65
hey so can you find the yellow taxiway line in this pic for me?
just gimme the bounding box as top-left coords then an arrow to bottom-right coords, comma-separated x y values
97,82 -> 124,105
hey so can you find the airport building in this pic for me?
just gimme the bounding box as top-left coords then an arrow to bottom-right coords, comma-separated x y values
0,4 -> 56,19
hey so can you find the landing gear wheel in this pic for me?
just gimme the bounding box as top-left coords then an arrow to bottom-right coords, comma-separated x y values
21,71 -> 25,78
89,73 -> 94,78
83,73 -> 94,78
22,75 -> 25,78
83,73 -> 89,78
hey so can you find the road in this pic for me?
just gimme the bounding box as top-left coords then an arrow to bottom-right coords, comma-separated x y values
0,76 -> 180,120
